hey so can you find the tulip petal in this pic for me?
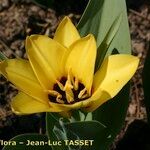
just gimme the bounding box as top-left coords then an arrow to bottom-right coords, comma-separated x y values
83,90 -> 111,112
49,97 -> 91,113
54,17 -> 80,48
26,35 -> 67,89
85,54 -> 139,112
11,92 -> 59,115
0,59 -> 47,103
65,34 -> 97,93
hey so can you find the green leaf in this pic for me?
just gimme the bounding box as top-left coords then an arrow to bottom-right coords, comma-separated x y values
52,118 -> 106,150
93,84 -> 130,149
64,120 -> 106,150
46,113 -> 80,150
95,13 -> 122,70
77,0 -> 131,149
53,119 -> 76,150
46,113 -> 63,150
64,120 -> 106,137
46,113 -> 106,150
2,134 -> 51,150
69,110 -> 91,122
0,52 -> 7,61
143,43 -> 150,123
46,113 -> 60,141
77,0 -> 131,55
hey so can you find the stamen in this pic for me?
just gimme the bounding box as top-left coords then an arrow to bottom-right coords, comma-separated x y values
80,93 -> 89,99
56,95 -> 64,104
63,72 -> 75,103
74,77 -> 79,90
56,80 -> 64,91
66,92 -> 74,103
48,90 -> 61,97
64,81 -> 74,103
64,72 -> 74,91
48,90 -> 64,103
48,74 -> 91,104
78,88 -> 88,99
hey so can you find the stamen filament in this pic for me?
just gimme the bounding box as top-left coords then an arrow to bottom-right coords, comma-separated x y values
64,72 -> 75,103
48,90 -> 61,97
78,88 -> 87,99
74,77 -> 79,90
66,92 -> 74,103
80,93 -> 89,99
56,80 -> 64,91
48,90 -> 64,103
64,81 -> 74,103
64,72 -> 73,90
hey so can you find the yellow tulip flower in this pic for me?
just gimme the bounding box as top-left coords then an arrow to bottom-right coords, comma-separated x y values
0,17 -> 139,115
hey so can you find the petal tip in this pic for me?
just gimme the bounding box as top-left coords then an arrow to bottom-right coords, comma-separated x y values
62,16 -> 71,23
84,34 -> 96,43
11,103 -> 22,115
54,16 -> 80,47
58,16 -> 72,28
125,55 -> 140,67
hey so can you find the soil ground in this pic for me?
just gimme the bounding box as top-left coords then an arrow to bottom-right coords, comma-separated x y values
0,0 -> 150,149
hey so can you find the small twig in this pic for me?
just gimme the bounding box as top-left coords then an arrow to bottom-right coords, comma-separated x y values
0,39 -> 19,58
36,22 -> 48,28
129,9 -> 150,21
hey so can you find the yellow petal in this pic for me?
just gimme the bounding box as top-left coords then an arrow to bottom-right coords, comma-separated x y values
54,17 -> 80,48
11,92 -> 59,115
83,90 -> 111,112
65,34 -> 97,93
85,54 -> 139,112
50,98 -> 90,112
26,35 -> 67,89
0,60 -> 7,78
0,59 -> 47,103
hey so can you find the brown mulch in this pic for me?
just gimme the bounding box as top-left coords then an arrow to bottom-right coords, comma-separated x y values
0,0 -> 150,148
127,4 -> 150,125
112,4 -> 150,149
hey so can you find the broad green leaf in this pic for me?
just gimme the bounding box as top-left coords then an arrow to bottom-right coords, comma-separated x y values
77,0 -> 131,149
46,113 -> 67,150
64,120 -> 106,150
0,52 -> 7,61
46,113 -> 78,150
93,84 -> 130,149
143,43 -> 150,123
77,0 -> 131,55
2,134 -> 51,150
53,119 -> 78,150
65,120 -> 106,138
95,13 -> 122,70
53,119 -> 106,150
46,113 -> 60,141
46,113 -> 106,150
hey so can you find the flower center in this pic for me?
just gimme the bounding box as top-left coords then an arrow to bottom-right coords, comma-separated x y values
48,74 -> 90,104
